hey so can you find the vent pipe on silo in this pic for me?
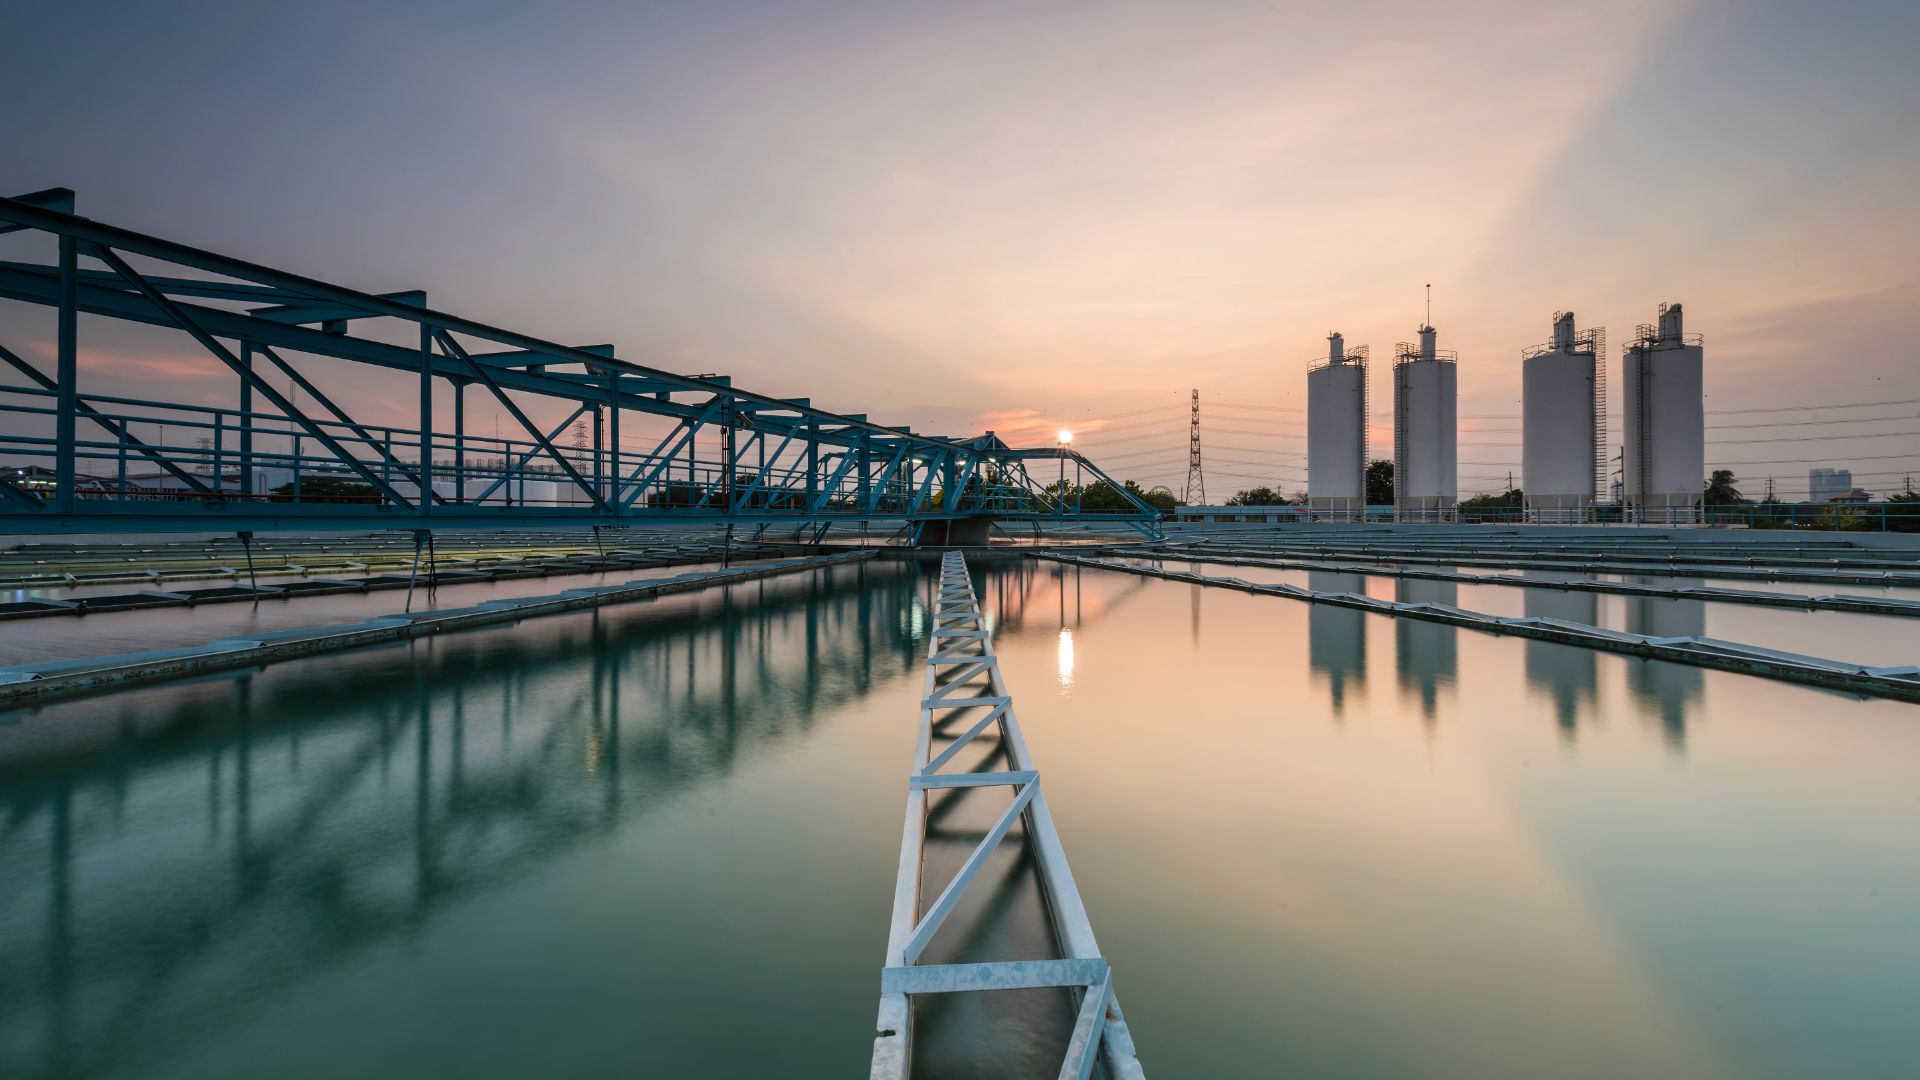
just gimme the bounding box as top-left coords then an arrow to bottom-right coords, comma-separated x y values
1328,332 -> 1345,364
1658,302 -> 1684,340
1418,325 -> 1436,360
1552,311 -> 1576,348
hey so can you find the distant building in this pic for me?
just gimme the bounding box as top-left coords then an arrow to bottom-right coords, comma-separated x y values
3,465 -> 114,498
1809,467 -> 1853,503
125,468 -> 242,495
1171,504 -> 1311,524
1830,488 -> 1873,504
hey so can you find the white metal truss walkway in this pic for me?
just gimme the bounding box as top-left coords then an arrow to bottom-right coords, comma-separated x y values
872,551 -> 1144,1079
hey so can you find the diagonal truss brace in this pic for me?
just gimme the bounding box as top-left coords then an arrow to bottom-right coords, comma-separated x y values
432,330 -> 610,512
0,340 -> 213,496
252,344 -> 445,504
91,245 -> 416,509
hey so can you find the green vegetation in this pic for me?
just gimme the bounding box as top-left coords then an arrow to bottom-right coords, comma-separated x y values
1458,488 -> 1523,511
1365,459 -> 1393,505
1042,479 -> 1179,513
270,476 -> 379,503
1883,489 -> 1919,532
1225,486 -> 1289,506
1703,469 -> 1744,505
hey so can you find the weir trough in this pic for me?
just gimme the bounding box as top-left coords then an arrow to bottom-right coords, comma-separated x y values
0,551 -> 876,706
1040,552 -> 1920,704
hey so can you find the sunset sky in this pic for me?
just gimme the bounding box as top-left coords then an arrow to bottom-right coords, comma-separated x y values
4,0 -> 1917,497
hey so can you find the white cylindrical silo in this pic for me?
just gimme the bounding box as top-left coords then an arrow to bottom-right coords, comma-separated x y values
1308,332 -> 1368,518
1392,324 -> 1457,522
1522,311 -> 1605,523
1622,302 -> 1705,524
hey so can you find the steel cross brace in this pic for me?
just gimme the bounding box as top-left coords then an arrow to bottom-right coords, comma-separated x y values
432,331 -> 609,512
251,344 -> 445,504
90,245 -> 417,509
0,340 -> 214,496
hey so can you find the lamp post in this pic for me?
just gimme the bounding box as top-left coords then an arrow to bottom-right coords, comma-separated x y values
1056,429 -> 1072,513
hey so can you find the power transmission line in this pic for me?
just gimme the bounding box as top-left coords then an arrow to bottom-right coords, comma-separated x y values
1708,396 -> 1920,415
1205,400 -> 1306,414
1709,430 -> 1920,447
1709,451 -> 1920,466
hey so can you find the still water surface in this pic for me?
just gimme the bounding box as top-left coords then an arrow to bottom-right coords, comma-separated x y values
2,559 -> 1916,1078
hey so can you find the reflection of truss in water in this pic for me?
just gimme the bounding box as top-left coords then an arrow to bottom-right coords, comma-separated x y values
978,555 -> 1156,637
0,561 -> 923,1076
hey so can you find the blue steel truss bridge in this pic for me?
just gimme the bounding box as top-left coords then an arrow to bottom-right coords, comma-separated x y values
0,189 -> 1161,543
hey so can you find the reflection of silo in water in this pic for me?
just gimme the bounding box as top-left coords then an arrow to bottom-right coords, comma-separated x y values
1625,577 -> 1707,750
1308,571 -> 1369,715
1523,587 -> 1598,740
1395,577 -> 1458,720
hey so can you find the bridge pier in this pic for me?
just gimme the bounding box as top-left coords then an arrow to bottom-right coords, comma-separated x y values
912,516 -> 993,547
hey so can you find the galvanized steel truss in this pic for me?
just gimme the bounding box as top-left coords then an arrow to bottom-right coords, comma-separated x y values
0,189 -> 1161,538
873,552 -> 1143,1079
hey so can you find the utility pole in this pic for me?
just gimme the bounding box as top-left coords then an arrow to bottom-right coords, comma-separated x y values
1184,389 -> 1206,506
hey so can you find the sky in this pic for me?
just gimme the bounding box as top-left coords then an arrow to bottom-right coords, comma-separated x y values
3,0 -> 1917,498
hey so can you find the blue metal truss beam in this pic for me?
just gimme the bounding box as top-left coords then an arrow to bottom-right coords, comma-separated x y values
0,196 -> 961,453
247,290 -> 428,326
0,260 -> 299,306
0,191 -> 1163,536
0,188 -> 74,235
0,260 -> 887,456
469,343 -> 615,370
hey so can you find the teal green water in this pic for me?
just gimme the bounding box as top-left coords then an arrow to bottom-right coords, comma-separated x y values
3,559 -> 1917,1078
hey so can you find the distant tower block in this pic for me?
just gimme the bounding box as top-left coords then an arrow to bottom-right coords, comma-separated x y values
1308,332 -> 1368,518
1392,323 -> 1457,522
1522,311 -> 1606,523
1622,302 -> 1705,524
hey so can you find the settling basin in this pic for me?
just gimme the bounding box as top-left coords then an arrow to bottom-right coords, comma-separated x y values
2,557 -> 1916,1078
